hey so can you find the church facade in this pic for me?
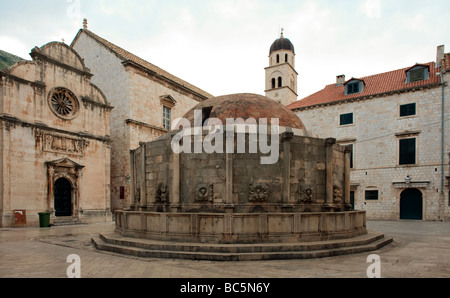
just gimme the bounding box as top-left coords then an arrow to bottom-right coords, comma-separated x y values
0,42 -> 112,227
71,21 -> 212,211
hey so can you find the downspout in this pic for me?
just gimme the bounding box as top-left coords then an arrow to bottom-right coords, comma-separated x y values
439,71 -> 446,212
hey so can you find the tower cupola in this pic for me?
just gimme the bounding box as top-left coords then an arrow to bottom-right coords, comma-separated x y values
265,30 -> 298,106
269,31 -> 295,56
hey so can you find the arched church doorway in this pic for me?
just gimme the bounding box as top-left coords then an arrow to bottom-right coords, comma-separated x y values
54,178 -> 72,217
400,188 -> 423,220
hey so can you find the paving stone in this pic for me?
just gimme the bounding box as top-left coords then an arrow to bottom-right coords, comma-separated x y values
1,221 -> 450,278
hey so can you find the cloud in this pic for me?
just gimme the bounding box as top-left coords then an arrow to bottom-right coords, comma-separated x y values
361,0 -> 382,19
0,36 -> 30,59
2,0 -> 449,100
66,0 -> 83,20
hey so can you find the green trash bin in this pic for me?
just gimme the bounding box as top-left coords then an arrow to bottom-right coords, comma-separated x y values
38,212 -> 51,228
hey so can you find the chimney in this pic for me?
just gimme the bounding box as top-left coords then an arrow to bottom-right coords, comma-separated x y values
436,45 -> 444,68
336,75 -> 345,86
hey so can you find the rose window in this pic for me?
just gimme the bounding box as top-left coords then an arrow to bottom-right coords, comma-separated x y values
48,88 -> 78,119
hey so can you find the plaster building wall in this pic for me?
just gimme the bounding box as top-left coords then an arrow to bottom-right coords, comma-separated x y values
0,42 -> 112,227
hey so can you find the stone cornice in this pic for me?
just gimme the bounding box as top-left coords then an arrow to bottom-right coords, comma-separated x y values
81,96 -> 114,111
30,48 -> 93,78
122,60 -> 209,102
264,62 -> 298,75
0,71 -> 46,89
125,118 -> 168,134
0,114 -> 111,143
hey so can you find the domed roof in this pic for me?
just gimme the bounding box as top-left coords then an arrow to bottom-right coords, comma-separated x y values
181,93 -> 305,130
269,35 -> 295,55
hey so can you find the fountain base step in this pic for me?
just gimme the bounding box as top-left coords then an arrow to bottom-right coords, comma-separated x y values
91,231 -> 392,261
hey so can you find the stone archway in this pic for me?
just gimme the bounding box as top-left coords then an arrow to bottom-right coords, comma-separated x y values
46,158 -> 84,219
54,178 -> 72,217
400,188 -> 423,220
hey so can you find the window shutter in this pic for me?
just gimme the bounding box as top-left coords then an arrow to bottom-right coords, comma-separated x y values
409,68 -> 425,82
400,103 -> 416,117
340,113 -> 353,125
399,138 -> 416,165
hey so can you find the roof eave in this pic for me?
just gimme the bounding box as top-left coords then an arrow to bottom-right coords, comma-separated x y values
291,81 -> 443,111
122,60 -> 212,100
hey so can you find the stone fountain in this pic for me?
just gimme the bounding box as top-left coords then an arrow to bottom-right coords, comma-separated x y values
92,94 -> 392,260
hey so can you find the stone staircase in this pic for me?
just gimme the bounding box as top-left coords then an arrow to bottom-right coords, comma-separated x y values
91,232 -> 393,261
52,217 -> 85,227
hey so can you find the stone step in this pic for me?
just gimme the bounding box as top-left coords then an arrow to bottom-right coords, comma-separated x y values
51,221 -> 86,227
91,232 -> 393,261
97,231 -> 386,253
52,219 -> 85,227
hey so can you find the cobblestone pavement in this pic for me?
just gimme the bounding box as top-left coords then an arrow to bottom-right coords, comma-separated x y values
1,220 -> 449,278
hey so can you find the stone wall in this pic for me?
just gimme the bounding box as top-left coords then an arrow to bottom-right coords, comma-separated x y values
294,78 -> 450,220
115,209 -> 367,244
131,130 -> 351,214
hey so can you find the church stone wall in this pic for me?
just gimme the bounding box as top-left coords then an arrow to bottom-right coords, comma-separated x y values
72,33 -> 131,212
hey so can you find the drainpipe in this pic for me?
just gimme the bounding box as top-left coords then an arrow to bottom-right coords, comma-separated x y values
439,71 -> 446,214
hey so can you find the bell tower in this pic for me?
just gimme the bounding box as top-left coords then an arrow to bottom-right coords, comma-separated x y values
265,30 -> 298,106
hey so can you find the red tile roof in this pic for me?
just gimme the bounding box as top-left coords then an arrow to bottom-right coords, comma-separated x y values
288,61 -> 442,110
443,53 -> 450,71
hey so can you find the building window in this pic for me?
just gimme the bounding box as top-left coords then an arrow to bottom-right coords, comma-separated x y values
272,78 -> 276,89
278,77 -> 282,88
348,144 -> 354,169
346,82 -> 360,95
400,103 -> 416,117
120,186 -> 125,200
407,66 -> 429,83
276,54 -> 280,64
48,87 -> 79,120
285,54 -> 288,63
365,190 -> 379,200
163,106 -> 171,130
350,191 -> 355,209
340,113 -> 353,126
202,106 -> 213,126
399,138 -> 416,165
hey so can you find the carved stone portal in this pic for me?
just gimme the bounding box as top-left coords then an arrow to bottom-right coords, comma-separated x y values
45,158 -> 84,218
249,182 -> 270,202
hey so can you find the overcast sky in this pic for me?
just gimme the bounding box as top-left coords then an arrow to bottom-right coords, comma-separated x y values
1,0 -> 450,99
